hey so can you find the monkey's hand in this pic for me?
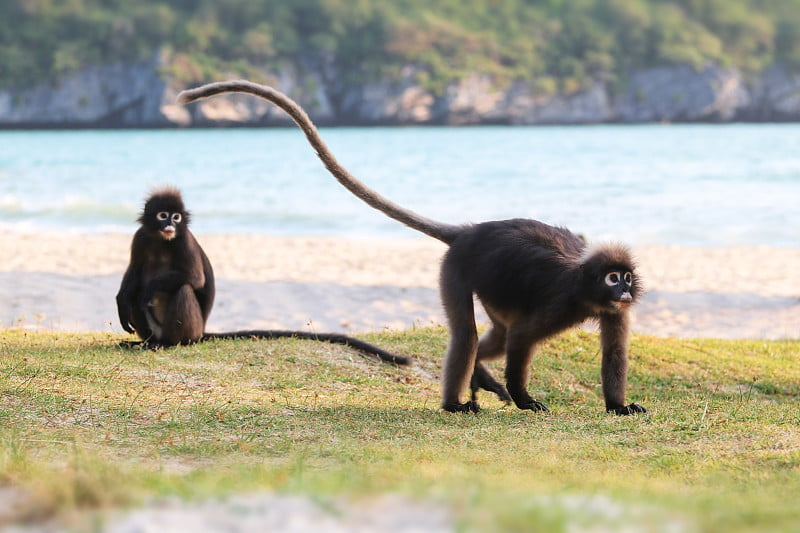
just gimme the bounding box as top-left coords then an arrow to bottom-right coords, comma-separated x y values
608,403 -> 647,416
117,304 -> 135,334
442,401 -> 481,413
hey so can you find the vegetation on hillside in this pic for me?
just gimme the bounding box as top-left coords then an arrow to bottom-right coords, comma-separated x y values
1,0 -> 800,94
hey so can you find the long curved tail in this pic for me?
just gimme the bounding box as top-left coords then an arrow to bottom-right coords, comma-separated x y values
178,80 -> 461,244
202,330 -> 411,365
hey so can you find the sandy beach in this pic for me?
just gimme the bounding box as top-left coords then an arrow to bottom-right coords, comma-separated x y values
0,232 -> 798,340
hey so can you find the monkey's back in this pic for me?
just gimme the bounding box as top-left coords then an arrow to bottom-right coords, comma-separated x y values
445,218 -> 586,313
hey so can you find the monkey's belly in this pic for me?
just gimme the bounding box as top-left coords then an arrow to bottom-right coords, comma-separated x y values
147,291 -> 170,325
144,291 -> 171,339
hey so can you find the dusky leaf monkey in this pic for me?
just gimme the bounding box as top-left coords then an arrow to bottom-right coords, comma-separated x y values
116,187 -> 410,365
178,81 -> 646,415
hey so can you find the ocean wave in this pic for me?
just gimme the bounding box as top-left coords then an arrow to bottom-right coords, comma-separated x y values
0,195 -> 137,229
1,126 -> 798,246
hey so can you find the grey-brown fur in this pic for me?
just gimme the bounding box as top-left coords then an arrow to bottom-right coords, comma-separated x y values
178,81 -> 645,414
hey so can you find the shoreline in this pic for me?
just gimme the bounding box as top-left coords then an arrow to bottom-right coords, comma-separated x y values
1,232 -> 798,340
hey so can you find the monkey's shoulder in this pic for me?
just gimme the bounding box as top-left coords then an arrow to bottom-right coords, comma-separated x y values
182,230 -> 213,270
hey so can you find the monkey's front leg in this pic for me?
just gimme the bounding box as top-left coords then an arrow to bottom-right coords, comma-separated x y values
599,313 -> 647,415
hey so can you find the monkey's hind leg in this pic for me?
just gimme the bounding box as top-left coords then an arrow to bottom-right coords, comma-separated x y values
440,270 -> 480,413
160,285 -> 205,346
470,322 -> 512,404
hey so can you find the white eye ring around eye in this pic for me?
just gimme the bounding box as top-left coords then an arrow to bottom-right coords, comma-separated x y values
624,272 -> 632,284
604,272 -> 621,286
171,213 -> 182,224
156,212 -> 169,221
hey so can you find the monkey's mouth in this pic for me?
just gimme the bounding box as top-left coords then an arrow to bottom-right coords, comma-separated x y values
160,228 -> 176,240
612,293 -> 633,310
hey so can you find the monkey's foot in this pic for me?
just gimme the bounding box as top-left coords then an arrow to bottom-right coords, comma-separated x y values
517,400 -> 549,412
608,403 -> 647,415
118,340 -> 145,349
442,401 -> 481,413
470,385 -> 512,405
139,341 -> 165,351
117,341 -> 155,351
474,383 -> 512,403
118,339 -> 167,351
470,370 -> 512,403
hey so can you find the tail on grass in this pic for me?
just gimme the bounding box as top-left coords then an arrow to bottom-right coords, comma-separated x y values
201,330 -> 411,365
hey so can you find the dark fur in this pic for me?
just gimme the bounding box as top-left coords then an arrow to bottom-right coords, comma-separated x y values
178,81 -> 646,414
116,187 -> 213,346
116,187 -> 410,365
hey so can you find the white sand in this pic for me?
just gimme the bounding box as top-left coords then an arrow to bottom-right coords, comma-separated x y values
0,232 -> 798,339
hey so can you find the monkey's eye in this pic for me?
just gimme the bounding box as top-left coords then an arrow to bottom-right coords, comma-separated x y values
604,272 -> 621,286
624,272 -> 633,284
171,213 -> 182,224
156,212 -> 169,221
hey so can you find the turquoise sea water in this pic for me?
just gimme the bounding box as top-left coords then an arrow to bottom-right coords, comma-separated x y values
0,124 -> 798,246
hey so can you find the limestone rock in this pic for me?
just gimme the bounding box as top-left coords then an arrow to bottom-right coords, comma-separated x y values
749,64 -> 800,120
0,52 -> 172,127
616,64 -> 749,122
1,55 -> 799,127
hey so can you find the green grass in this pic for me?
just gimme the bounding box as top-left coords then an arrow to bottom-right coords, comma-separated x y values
1,328 -> 800,531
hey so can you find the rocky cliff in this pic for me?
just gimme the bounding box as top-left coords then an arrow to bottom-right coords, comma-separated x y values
1,54 -> 799,128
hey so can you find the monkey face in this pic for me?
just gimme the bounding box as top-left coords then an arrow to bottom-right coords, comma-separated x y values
139,189 -> 190,242
599,269 -> 636,311
579,245 -> 639,314
582,266 -> 637,313
155,211 -> 183,240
